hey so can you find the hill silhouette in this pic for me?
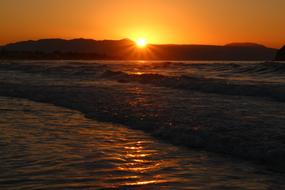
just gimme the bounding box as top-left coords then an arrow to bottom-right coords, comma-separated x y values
0,38 -> 277,60
148,43 -> 276,60
275,46 -> 285,61
225,42 -> 267,48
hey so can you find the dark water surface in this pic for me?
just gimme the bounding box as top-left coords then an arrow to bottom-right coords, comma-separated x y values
0,60 -> 285,189
0,97 -> 285,190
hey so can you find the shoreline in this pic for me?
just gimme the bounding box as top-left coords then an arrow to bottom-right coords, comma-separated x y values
1,81 -> 285,172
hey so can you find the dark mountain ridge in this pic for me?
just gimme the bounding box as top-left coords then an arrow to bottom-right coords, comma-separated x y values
0,38 -> 277,60
225,42 -> 267,48
3,38 -> 134,53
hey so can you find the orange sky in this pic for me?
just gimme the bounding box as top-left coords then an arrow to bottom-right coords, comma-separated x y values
1,0 -> 285,48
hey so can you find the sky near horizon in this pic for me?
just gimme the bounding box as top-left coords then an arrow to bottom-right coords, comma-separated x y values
0,0 -> 285,48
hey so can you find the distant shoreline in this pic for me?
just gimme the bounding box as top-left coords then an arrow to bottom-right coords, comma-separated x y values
0,38 -> 278,61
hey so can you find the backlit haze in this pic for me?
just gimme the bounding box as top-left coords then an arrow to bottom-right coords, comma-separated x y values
1,0 -> 285,48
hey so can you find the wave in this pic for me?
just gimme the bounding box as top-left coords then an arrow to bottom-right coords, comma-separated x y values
0,61 -> 108,77
2,60 -> 285,76
1,80 -> 285,172
150,61 -> 285,75
234,62 -> 285,75
1,61 -> 285,102
100,69 -> 285,102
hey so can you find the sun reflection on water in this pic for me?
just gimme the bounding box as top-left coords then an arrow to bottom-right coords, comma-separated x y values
114,140 -> 166,186
132,71 -> 144,75
124,179 -> 168,186
80,125 -> 169,187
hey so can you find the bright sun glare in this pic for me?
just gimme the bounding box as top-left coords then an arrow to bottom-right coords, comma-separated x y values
136,38 -> 147,48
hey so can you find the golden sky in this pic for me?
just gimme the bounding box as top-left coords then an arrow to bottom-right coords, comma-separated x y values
1,0 -> 285,48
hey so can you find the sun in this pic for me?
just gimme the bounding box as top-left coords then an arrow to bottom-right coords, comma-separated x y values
136,38 -> 147,48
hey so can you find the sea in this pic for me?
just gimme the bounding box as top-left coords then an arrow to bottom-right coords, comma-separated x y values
0,60 -> 285,189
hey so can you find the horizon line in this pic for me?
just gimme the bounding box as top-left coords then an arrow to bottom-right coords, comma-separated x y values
0,37 -> 280,49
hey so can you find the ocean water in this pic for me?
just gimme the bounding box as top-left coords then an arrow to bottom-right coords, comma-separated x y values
1,60 -> 284,101
0,60 -> 285,188
0,97 -> 285,190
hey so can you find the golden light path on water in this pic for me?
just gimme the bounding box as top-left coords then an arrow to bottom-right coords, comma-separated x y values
0,96 -> 284,189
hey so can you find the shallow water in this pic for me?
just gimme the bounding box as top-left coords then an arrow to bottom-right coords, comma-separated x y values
0,97 -> 285,190
0,60 -> 285,171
